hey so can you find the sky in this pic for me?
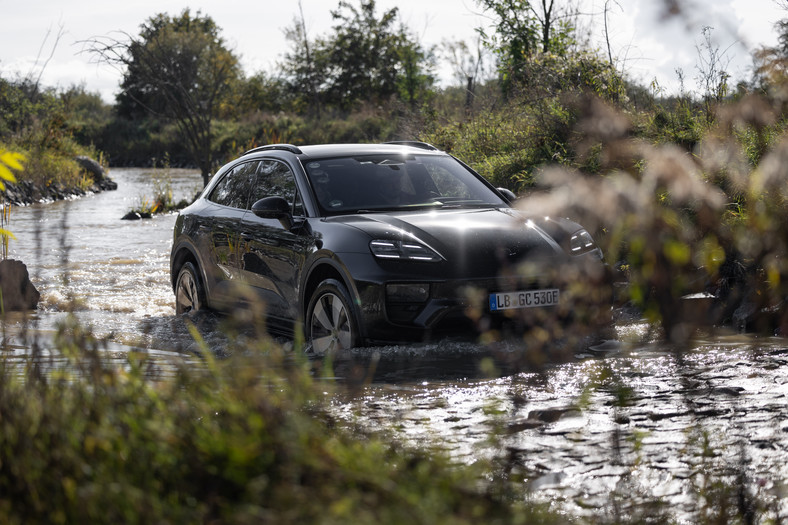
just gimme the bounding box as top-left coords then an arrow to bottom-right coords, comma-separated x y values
0,0 -> 784,103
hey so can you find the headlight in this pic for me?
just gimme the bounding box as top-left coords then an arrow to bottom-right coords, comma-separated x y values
369,239 -> 443,262
570,229 -> 597,255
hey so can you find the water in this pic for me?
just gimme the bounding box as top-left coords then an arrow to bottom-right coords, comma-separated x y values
4,167 -> 203,351
3,168 -> 788,521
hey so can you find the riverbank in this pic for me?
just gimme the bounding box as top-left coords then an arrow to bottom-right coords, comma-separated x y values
2,156 -> 118,206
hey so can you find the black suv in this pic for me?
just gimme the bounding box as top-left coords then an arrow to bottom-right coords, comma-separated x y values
170,142 -> 610,353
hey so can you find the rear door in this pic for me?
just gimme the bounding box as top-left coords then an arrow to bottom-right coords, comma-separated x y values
200,160 -> 258,307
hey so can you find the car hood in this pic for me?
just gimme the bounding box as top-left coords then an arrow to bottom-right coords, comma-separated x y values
330,207 -> 570,277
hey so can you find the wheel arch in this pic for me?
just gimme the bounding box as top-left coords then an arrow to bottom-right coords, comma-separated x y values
301,258 -> 364,337
170,241 -> 202,293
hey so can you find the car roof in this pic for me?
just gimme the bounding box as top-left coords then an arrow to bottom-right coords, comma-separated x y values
242,142 -> 445,161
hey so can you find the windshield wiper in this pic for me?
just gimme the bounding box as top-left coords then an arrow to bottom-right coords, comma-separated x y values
355,203 -> 442,214
435,201 -> 495,209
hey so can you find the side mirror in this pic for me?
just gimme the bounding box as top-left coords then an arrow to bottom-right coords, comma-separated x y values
251,196 -> 290,219
251,196 -> 292,229
496,187 -> 517,204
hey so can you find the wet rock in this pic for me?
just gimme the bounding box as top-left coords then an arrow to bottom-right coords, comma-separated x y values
3,160 -> 117,206
507,419 -> 544,433
528,407 -> 581,423
0,259 -> 39,311
647,410 -> 691,421
530,471 -> 566,491
75,155 -> 105,181
121,211 -> 151,220
692,407 -> 730,418
121,211 -> 142,221
74,156 -> 118,192
614,414 -> 630,424
680,292 -> 720,326
733,300 -> 758,329
711,386 -> 745,396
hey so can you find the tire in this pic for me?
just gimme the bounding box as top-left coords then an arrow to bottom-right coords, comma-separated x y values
175,262 -> 205,315
306,279 -> 359,355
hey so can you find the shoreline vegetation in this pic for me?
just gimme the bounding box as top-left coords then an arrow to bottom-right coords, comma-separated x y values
2,155 -> 117,206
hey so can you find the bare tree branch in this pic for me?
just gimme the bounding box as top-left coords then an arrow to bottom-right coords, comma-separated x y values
28,21 -> 66,92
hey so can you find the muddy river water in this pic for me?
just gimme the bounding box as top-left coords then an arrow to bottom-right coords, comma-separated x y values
4,168 -> 788,522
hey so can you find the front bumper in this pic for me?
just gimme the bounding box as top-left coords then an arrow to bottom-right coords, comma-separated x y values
337,250 -> 613,345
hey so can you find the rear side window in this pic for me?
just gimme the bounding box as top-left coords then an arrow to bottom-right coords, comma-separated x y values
208,161 -> 259,209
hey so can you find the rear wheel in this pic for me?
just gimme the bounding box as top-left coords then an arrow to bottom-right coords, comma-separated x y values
306,279 -> 359,355
175,262 -> 205,315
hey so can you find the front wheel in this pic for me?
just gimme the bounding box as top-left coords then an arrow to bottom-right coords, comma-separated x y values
175,262 -> 205,315
306,279 -> 359,355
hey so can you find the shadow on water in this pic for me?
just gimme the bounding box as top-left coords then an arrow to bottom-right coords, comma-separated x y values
148,303 -> 622,385
308,335 -> 623,385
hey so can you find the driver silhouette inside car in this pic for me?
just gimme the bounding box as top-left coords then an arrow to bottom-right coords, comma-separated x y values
373,165 -> 410,206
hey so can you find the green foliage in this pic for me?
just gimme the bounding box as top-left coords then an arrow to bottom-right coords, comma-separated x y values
230,71 -> 289,115
282,0 -> 435,113
396,37 -> 437,107
644,99 -> 708,151
59,85 -> 113,147
0,75 -> 108,194
0,318 -> 560,524
476,0 -> 579,94
94,116 -> 191,168
128,158 -> 184,216
420,52 -> 627,191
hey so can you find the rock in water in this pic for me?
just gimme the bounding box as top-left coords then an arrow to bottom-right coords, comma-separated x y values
0,259 -> 40,311
74,155 -> 105,181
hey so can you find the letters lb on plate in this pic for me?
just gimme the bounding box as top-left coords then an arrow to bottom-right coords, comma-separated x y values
489,289 -> 560,311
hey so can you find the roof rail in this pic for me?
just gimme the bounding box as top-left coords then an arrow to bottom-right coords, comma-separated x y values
243,144 -> 303,155
383,141 -> 439,151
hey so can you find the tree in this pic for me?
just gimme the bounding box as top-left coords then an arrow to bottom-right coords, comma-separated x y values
87,9 -> 241,185
476,0 -> 577,90
395,29 -> 436,107
281,0 -> 435,112
694,26 -> 731,116
324,0 -> 404,108
442,37 -> 495,111
753,4 -> 788,92
281,0 -> 327,116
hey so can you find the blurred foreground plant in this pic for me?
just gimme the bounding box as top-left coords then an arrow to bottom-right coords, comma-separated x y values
0,149 -> 22,258
0,315 -> 561,524
516,91 -> 788,344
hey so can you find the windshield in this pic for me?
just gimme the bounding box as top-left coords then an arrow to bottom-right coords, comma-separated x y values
303,154 -> 507,215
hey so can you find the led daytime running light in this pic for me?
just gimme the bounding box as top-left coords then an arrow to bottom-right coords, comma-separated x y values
370,239 -> 442,262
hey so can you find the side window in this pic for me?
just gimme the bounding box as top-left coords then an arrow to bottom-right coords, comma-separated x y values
208,161 -> 259,209
251,160 -> 304,216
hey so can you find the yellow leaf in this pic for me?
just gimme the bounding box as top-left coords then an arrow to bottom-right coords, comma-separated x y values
0,164 -> 15,185
0,151 -> 24,171
0,228 -> 16,240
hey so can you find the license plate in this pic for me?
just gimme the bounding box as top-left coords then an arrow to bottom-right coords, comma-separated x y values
489,289 -> 560,311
